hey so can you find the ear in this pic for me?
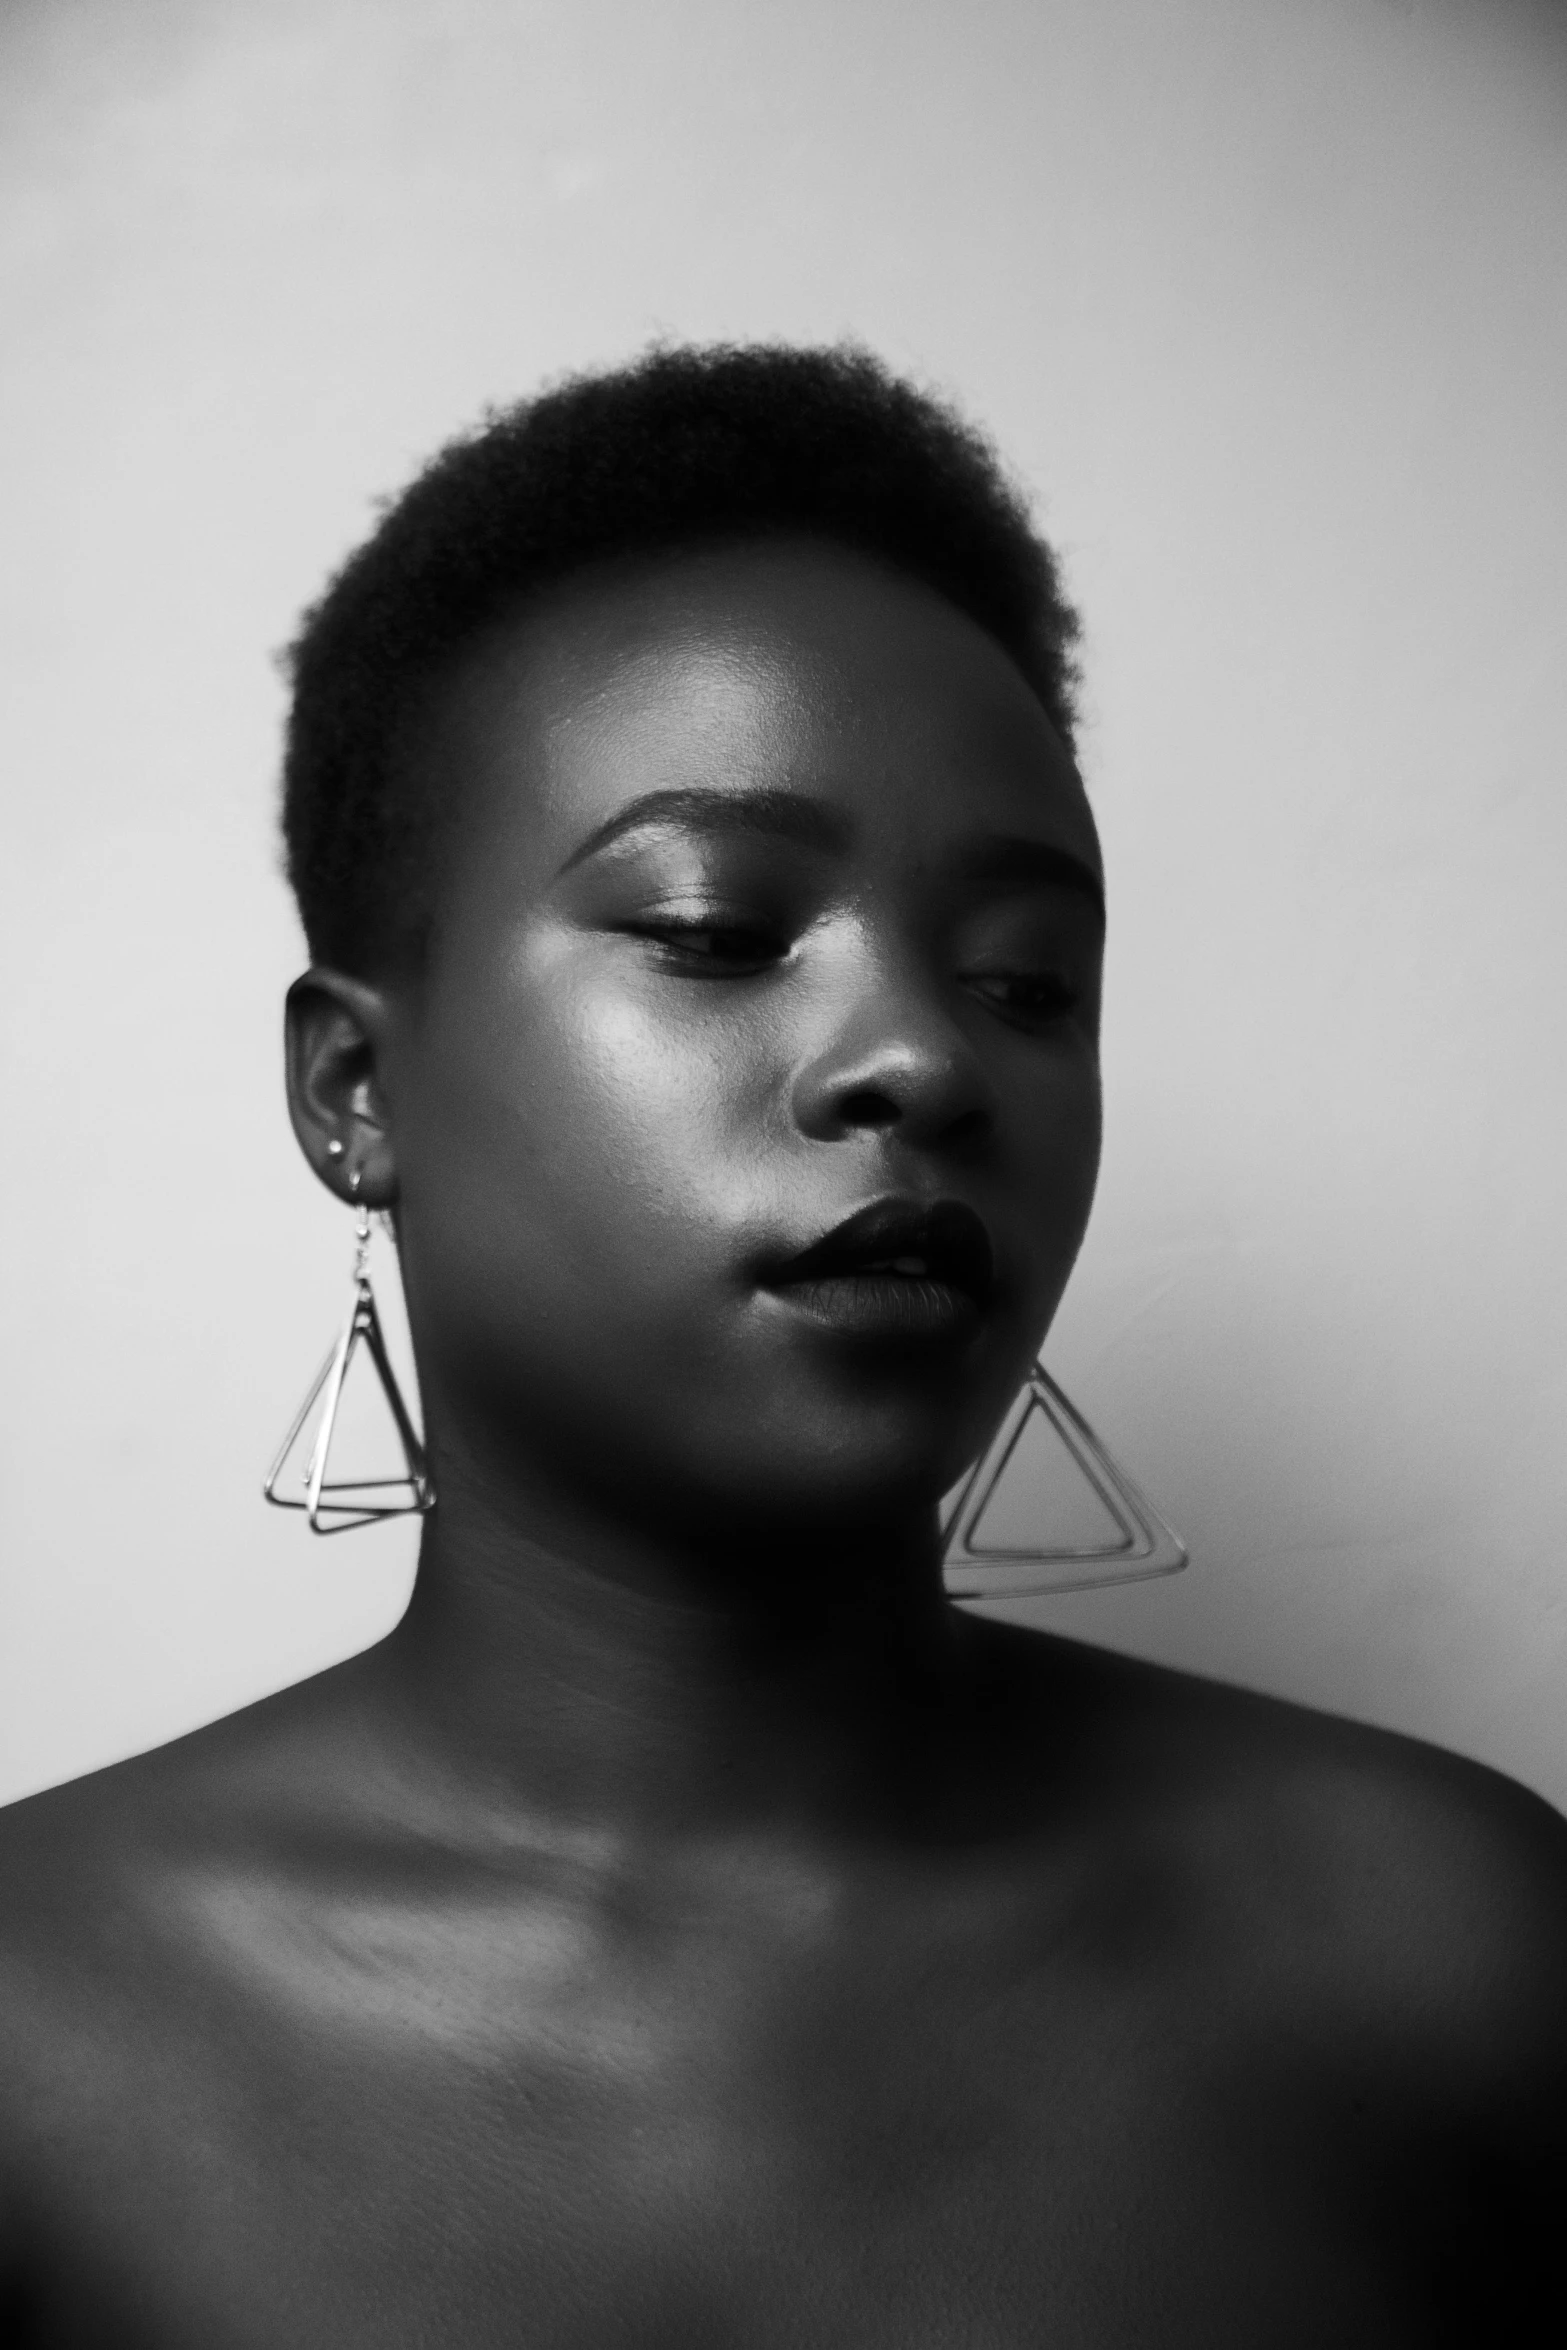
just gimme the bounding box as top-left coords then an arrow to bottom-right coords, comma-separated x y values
284,967 -> 400,1211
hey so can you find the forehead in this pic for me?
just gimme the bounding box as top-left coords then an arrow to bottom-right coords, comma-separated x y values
415,537 -> 1099,888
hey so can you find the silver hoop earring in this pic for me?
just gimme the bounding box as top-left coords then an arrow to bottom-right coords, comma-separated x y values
941,1364 -> 1186,1600
263,1199 -> 435,1534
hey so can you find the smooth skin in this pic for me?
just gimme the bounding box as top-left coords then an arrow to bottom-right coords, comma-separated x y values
2,541 -> 1564,2347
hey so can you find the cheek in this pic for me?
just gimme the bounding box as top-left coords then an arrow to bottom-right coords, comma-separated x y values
536,972 -> 770,1229
1061,1059 -> 1103,1201
999,1054 -> 1101,1338
1012,1038 -> 1101,1207
401,953 -> 763,1333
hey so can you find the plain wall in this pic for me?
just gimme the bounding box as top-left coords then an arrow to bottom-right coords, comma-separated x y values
2,0 -> 1564,1808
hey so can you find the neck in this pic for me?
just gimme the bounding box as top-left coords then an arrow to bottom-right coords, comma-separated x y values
374,1432 -> 972,1843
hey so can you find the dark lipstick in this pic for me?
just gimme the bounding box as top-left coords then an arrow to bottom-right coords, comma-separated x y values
762,1198 -> 995,1340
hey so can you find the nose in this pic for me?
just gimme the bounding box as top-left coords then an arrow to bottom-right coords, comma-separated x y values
790,952 -> 995,1152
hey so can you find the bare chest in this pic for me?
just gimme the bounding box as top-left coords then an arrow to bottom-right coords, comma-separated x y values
16,1919 -> 1430,2349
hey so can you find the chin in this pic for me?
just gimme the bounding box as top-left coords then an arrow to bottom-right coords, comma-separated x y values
677,1401 -> 993,1548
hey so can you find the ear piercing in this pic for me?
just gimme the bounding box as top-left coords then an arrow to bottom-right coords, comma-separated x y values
326,1135 -> 364,1205
325,1136 -> 360,1195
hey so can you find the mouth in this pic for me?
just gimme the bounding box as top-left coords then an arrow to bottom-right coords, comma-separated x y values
760,1197 -> 996,1341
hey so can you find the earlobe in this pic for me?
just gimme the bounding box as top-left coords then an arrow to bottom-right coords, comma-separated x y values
283,966 -> 400,1208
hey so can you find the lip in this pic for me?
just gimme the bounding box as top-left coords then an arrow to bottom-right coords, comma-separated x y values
760,1197 -> 995,1342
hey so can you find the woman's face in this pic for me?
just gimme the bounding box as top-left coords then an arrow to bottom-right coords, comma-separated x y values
381,539 -> 1104,1542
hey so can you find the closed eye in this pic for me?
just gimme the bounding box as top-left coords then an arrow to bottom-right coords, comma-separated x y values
627,918 -> 788,974
963,969 -> 1081,1024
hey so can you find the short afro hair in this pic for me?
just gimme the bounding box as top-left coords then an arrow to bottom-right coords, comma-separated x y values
282,342 -> 1082,972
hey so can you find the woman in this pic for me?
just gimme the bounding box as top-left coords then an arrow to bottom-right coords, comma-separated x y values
2,345 -> 1563,2345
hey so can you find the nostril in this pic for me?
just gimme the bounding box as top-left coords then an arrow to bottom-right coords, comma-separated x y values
945,1103 -> 989,1145
838,1087 -> 901,1131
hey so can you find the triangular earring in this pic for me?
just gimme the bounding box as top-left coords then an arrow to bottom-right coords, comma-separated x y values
941,1364 -> 1186,1600
263,1202 -> 434,1534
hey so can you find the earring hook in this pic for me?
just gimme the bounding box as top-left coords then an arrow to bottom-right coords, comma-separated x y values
345,1164 -> 372,1275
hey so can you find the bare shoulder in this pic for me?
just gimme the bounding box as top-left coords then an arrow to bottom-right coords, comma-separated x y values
0,1650 -> 393,1918
0,1653 -> 404,2141
985,1619 -> 1567,2105
0,1652 -> 453,2327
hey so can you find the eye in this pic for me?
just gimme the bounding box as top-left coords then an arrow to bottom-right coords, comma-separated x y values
963,969 -> 1081,1024
628,916 -> 787,975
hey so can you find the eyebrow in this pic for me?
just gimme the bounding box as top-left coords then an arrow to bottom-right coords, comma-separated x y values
555,785 -> 1105,916
556,787 -> 852,876
951,837 -> 1105,919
